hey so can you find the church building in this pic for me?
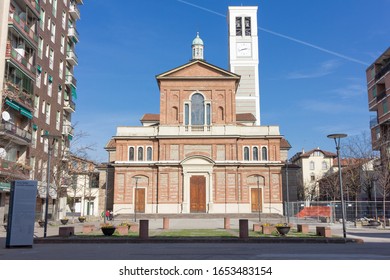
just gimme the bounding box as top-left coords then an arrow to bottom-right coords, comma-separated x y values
106,6 -> 288,215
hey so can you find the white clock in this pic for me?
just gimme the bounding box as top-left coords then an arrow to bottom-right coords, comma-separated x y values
237,42 -> 251,57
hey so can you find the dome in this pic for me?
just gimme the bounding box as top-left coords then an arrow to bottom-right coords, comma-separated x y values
192,32 -> 204,46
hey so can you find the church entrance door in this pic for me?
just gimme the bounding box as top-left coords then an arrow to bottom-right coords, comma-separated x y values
190,175 -> 206,213
135,188 -> 145,213
251,188 -> 262,212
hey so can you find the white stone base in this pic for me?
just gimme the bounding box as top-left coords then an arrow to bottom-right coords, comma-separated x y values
113,202 -> 284,215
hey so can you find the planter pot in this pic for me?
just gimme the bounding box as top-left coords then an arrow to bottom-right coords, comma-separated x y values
368,220 -> 380,227
78,217 -> 86,223
116,225 -> 129,235
276,226 -> 291,236
261,226 -> 275,235
101,227 -> 116,236
60,219 -> 69,225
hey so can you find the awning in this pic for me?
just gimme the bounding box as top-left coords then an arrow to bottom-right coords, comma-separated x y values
20,107 -> 33,119
5,99 -> 20,111
0,182 -> 11,192
71,85 -> 77,99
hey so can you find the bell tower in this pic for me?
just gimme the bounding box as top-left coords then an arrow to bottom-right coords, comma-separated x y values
228,6 -> 260,125
192,32 -> 204,60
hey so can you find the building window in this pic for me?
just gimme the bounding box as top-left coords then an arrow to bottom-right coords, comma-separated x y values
261,147 -> 268,161
253,147 -> 259,161
138,147 -> 144,161
310,161 -> 315,170
147,147 -> 152,161
322,161 -> 328,170
310,173 -> 315,182
244,146 -> 250,161
129,147 -> 134,161
383,100 -> 388,114
184,103 -> 189,125
206,103 -> 211,125
245,17 -> 251,36
172,106 -> 178,122
191,93 -> 205,125
218,107 -> 224,121
235,17 -> 242,36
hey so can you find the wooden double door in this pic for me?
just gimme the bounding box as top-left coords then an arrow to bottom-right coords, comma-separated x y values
190,175 -> 206,213
251,188 -> 263,212
135,188 -> 145,213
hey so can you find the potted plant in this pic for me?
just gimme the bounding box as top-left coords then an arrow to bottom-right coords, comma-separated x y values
60,217 -> 69,225
261,223 -> 276,234
101,223 -> 116,236
116,222 -> 130,235
275,223 -> 291,236
78,216 -> 86,223
37,220 -> 45,227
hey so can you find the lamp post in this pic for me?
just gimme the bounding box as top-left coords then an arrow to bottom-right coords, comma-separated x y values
286,160 -> 290,223
41,134 -> 60,238
327,133 -> 347,239
134,177 -> 140,222
256,176 -> 261,222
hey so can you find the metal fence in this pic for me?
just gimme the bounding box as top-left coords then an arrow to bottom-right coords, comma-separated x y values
285,201 -> 390,224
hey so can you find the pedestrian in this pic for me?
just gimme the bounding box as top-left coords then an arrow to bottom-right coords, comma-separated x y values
105,210 -> 110,221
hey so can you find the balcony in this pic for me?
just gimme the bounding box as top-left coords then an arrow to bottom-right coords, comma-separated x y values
64,99 -> 76,112
6,43 -> 36,78
370,116 -> 378,128
3,82 -> 34,110
375,61 -> 390,82
8,13 -> 39,46
66,50 -> 78,65
62,124 -> 74,136
25,0 -> 41,17
0,159 -> 30,180
67,26 -> 79,43
0,120 -> 32,145
376,90 -> 387,102
69,3 -> 81,20
65,74 -> 77,88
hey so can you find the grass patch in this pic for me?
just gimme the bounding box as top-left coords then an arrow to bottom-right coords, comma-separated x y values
249,229 -> 320,238
154,229 -> 236,238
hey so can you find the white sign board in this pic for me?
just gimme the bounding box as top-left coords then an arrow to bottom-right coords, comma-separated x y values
6,180 -> 37,248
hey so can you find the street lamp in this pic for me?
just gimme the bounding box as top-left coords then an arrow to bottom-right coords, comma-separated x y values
285,160 -> 290,223
134,176 -> 141,222
256,176 -> 261,222
41,134 -> 61,238
327,133 -> 347,239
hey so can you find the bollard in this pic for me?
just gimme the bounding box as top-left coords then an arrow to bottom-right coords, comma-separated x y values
163,217 -> 169,230
239,219 -> 248,238
224,217 -> 230,229
139,220 -> 149,239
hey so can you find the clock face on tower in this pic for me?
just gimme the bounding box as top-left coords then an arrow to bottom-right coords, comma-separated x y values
236,42 -> 251,57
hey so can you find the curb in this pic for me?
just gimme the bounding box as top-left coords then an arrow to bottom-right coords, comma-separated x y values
34,236 -> 364,244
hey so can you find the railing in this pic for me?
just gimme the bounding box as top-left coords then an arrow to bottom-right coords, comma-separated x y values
66,50 -> 78,65
0,159 -> 30,179
27,0 -> 41,16
6,44 -> 36,76
375,61 -> 390,81
376,90 -> 387,102
69,3 -> 81,19
64,99 -> 76,112
65,74 -> 77,87
9,13 -> 38,45
0,121 -> 32,143
3,82 -> 34,110
67,27 -> 79,42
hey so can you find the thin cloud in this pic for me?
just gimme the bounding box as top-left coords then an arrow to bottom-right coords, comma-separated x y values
286,60 -> 340,79
332,84 -> 366,99
177,0 -> 369,66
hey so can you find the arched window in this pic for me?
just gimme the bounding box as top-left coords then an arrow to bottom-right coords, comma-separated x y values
261,147 -> 268,161
253,147 -> 259,161
218,106 -> 224,121
138,147 -> 143,161
244,147 -> 250,161
184,104 -> 189,125
147,147 -> 152,161
310,161 -> 315,170
129,147 -> 134,161
322,161 -> 328,170
191,93 -> 204,125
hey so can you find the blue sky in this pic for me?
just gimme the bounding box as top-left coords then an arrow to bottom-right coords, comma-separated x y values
73,0 -> 390,162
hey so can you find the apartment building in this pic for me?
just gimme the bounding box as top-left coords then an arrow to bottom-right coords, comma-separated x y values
367,47 -> 390,155
0,0 -> 82,223
290,148 -> 336,200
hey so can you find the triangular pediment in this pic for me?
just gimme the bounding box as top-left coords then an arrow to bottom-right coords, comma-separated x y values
156,60 -> 240,80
